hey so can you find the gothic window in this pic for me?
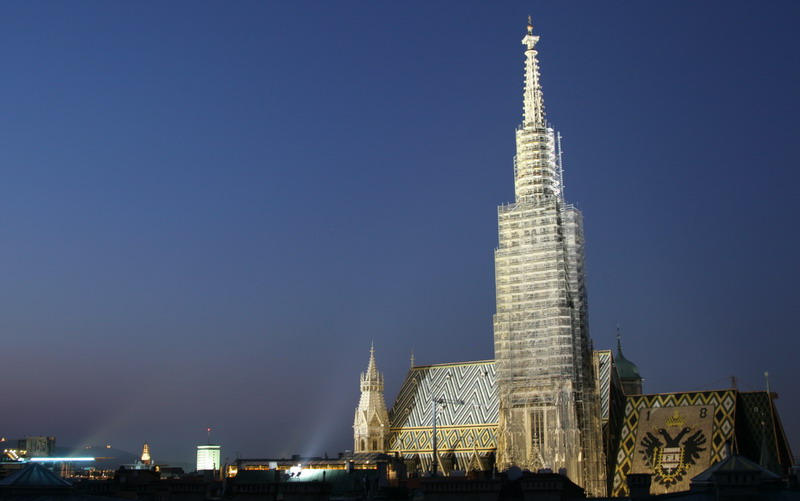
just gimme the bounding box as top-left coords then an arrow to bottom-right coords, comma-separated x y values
530,409 -> 545,451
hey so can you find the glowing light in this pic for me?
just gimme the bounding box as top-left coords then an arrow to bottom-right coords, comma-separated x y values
30,457 -> 95,462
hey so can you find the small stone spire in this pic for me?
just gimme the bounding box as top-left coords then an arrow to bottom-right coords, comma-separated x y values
367,342 -> 377,373
522,17 -> 546,128
354,344 -> 389,453
362,341 -> 383,392
410,348 -> 415,368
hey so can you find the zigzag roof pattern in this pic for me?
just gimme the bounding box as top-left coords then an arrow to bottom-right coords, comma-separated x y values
389,360 -> 498,429
595,350 -> 612,421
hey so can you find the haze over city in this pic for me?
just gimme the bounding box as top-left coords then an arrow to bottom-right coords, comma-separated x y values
2,1 -> 798,467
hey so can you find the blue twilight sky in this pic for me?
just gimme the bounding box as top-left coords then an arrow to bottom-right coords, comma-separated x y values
1,2 -> 799,467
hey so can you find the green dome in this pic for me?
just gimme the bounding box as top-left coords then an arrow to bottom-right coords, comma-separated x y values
615,334 -> 641,381
615,350 -> 641,380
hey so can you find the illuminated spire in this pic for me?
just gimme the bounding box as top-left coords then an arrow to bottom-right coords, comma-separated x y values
522,16 -> 546,128
362,342 -> 382,390
354,344 -> 389,453
141,442 -> 151,466
496,18 -> 605,492
512,17 -> 560,202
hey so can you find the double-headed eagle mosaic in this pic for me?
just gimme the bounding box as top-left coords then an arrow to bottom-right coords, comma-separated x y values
638,412 -> 707,487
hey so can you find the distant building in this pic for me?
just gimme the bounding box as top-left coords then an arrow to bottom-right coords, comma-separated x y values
0,462 -> 72,496
227,452 -> 403,499
17,437 -> 55,458
196,445 -> 221,471
353,344 -> 389,453
141,442 -> 152,466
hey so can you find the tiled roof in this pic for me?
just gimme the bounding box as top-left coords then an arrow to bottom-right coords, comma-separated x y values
691,453 -> 782,483
389,360 -> 498,428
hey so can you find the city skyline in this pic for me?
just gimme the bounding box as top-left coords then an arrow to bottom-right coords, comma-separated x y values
2,2 -> 798,466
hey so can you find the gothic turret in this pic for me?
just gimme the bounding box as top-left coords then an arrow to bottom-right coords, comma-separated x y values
353,344 -> 389,453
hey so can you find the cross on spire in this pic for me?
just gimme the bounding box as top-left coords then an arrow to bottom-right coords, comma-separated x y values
521,18 -> 545,127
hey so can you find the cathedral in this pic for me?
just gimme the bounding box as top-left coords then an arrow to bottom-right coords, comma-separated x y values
352,21 -> 794,498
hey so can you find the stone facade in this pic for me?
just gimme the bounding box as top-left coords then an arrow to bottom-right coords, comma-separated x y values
353,345 -> 389,453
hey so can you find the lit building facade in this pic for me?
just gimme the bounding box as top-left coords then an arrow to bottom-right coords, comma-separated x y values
492,21 -> 605,495
353,345 -> 389,453
16,437 -> 56,458
197,445 -> 221,471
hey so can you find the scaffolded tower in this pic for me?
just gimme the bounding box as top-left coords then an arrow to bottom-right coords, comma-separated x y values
493,20 -> 605,496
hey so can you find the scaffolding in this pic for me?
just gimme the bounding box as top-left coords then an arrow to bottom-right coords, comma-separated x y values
493,23 -> 606,495
494,125 -> 606,494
